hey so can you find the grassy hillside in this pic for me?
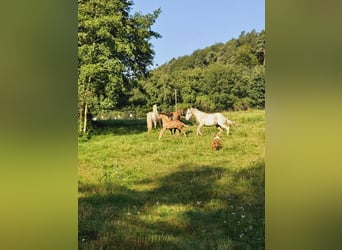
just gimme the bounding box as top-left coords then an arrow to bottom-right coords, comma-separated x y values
78,109 -> 265,249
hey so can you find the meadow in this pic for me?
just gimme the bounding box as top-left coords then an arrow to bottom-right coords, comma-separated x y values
78,109 -> 265,249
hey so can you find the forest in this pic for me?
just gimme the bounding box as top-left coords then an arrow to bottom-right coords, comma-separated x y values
135,29 -> 265,113
78,0 -> 265,135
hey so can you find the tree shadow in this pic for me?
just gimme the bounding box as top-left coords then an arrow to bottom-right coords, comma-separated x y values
79,162 -> 265,249
90,118 -> 195,137
91,119 -> 148,136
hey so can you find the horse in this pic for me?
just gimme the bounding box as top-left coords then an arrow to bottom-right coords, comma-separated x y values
185,108 -> 234,136
158,113 -> 187,139
147,104 -> 161,132
170,109 -> 183,121
159,112 -> 177,134
161,109 -> 183,134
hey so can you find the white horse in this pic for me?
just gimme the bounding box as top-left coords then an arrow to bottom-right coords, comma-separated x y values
185,108 -> 234,136
147,104 -> 161,132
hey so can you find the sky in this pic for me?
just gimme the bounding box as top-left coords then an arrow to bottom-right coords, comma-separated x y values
131,0 -> 265,67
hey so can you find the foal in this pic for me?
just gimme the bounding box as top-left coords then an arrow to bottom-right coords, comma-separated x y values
158,114 -> 187,139
163,110 -> 183,134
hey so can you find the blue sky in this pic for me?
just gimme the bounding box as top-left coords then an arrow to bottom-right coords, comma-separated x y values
131,0 -> 265,67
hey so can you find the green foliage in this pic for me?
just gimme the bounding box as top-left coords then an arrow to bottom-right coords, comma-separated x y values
78,0 -> 161,134
79,110 -> 265,249
78,2 -> 265,136
137,30 -> 265,112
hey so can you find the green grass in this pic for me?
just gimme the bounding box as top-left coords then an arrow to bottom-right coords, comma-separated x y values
79,109 -> 265,249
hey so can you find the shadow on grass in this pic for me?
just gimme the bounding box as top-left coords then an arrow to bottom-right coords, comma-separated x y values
91,119 -> 148,136
79,162 -> 264,249
91,118 -> 194,136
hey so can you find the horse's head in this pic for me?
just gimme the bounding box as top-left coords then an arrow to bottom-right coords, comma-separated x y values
227,120 -> 235,126
185,108 -> 193,120
175,109 -> 184,116
152,104 -> 158,113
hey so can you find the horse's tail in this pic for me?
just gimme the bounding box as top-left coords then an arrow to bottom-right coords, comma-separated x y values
226,118 -> 235,126
147,112 -> 153,132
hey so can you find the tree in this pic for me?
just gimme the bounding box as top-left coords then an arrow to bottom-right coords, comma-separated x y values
78,0 -> 161,135
139,29 -> 265,112
248,65 -> 265,108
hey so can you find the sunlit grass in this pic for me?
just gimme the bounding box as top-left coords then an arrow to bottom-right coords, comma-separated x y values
79,109 -> 265,249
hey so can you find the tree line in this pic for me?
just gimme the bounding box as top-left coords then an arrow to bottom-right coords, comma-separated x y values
135,29 -> 265,113
78,0 -> 265,135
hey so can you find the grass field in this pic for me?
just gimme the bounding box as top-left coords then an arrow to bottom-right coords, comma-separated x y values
78,109 -> 265,249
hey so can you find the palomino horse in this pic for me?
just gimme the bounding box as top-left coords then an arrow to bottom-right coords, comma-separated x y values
158,113 -> 187,139
162,109 -> 184,134
185,108 -> 234,136
147,104 -> 161,132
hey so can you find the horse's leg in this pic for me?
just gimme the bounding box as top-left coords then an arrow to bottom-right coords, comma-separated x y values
158,128 -> 166,139
147,114 -> 152,132
226,126 -> 230,135
219,123 -> 230,135
217,126 -> 223,135
197,124 -> 203,136
175,127 -> 183,137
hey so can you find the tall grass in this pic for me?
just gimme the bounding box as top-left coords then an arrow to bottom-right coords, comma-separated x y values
79,110 -> 265,249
